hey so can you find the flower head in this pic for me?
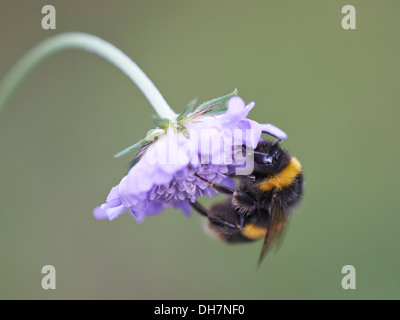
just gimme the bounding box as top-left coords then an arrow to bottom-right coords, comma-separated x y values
93,92 -> 287,222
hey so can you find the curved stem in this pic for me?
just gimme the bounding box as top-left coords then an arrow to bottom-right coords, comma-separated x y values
0,32 -> 177,120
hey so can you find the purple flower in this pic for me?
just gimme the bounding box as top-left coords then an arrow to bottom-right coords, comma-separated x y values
93,95 -> 287,222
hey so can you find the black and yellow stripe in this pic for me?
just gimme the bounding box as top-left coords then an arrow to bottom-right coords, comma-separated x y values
257,157 -> 302,192
241,223 -> 267,240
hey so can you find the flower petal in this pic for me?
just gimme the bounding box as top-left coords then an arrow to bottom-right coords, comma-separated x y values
260,123 -> 288,140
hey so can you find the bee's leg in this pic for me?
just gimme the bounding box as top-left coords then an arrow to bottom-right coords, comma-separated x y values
239,214 -> 245,228
190,201 -> 209,218
220,172 -> 256,182
195,174 -> 256,206
190,201 -> 238,229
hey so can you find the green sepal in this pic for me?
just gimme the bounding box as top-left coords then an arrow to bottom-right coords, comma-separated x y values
191,89 -> 238,117
152,114 -> 171,128
129,153 -> 144,169
114,128 -> 164,158
178,98 -> 198,119
113,137 -> 148,158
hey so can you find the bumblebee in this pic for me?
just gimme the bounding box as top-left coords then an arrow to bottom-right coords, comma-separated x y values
191,138 -> 304,265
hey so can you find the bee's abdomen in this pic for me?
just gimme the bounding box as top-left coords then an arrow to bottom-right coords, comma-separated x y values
241,223 -> 267,240
206,221 -> 255,243
205,200 -> 265,243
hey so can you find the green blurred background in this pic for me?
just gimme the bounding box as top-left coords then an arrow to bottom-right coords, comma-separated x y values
0,0 -> 399,299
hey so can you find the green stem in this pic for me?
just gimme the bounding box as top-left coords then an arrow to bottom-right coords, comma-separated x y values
0,32 -> 177,120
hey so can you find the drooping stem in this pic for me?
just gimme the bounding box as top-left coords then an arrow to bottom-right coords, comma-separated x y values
0,32 -> 177,120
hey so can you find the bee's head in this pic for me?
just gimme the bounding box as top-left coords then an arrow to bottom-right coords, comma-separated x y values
251,139 -> 291,176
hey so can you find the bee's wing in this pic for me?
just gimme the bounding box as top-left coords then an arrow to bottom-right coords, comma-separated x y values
257,195 -> 289,266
